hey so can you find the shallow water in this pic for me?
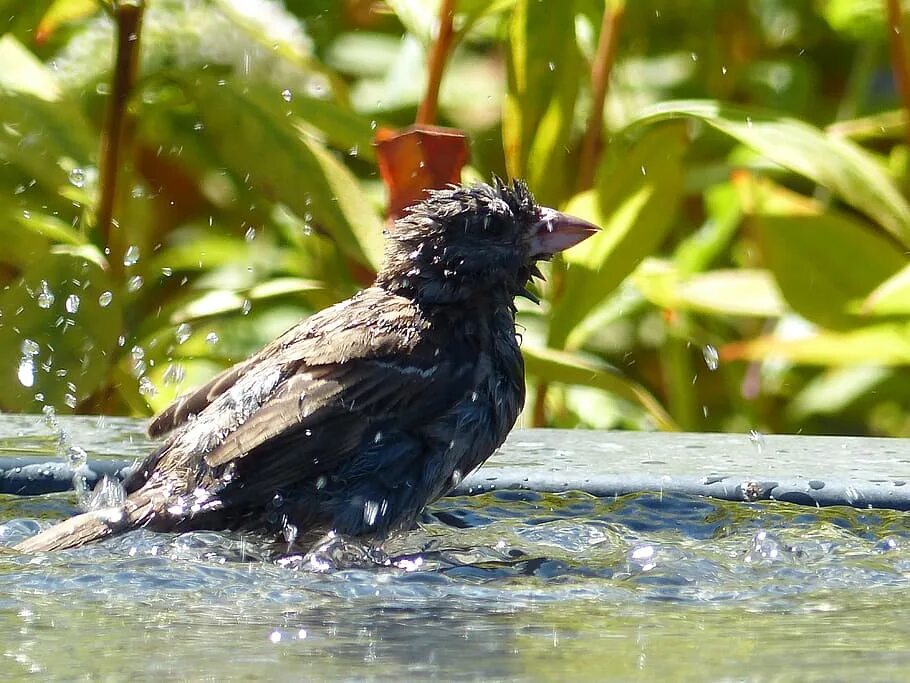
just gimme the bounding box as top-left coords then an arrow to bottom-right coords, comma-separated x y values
1,417 -> 909,681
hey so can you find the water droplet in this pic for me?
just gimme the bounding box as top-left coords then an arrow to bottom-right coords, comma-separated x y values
123,245 -> 140,267
281,88 -> 292,102
131,345 -> 145,361
163,363 -> 185,385
22,209 -> 30,219
721,66 -> 728,75
749,429 -> 765,456
98,291 -> 113,307
65,294 -> 80,314
36,280 -> 54,309
64,393 -> 77,408
127,275 -> 144,292
315,475 -> 327,490
745,116 -> 753,129
17,357 -> 35,387
21,338 -> 40,356
68,168 -> 85,188
269,631 -> 282,644
87,475 -> 127,511
347,145 -> 359,157
244,226 -> 256,242
241,299 -> 252,315
702,344 -> 719,371
547,61 -> 555,71
363,500 -> 380,526
193,121 -> 204,131
138,376 -> 157,396
205,332 -> 219,345
176,323 -> 192,344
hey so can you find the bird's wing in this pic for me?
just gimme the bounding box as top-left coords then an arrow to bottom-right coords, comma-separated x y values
141,289 -> 475,496
147,322 -> 301,438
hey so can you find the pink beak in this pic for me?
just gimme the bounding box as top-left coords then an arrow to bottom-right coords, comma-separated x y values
528,207 -> 599,257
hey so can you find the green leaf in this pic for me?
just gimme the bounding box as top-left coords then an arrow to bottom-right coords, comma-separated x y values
0,33 -> 61,100
859,263 -> 910,316
632,100 -> 910,246
12,210 -> 87,245
170,278 -> 322,325
634,260 -> 787,318
503,0 -> 580,205
189,77 -> 384,271
754,212 -> 907,330
384,0 -> 436,43
0,250 -> 121,411
724,322 -> 910,366
523,345 -> 678,431
0,0 -> 57,44
550,124 -> 687,349
788,366 -> 891,419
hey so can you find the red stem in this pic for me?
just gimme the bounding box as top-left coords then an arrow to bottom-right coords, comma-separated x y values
416,0 -> 457,125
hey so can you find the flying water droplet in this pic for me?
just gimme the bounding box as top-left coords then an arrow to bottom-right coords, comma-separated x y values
206,332 -> 219,345
21,338 -> 40,356
749,429 -> 765,456
244,226 -> 256,242
127,275 -> 144,292
17,357 -> 35,387
36,280 -> 54,309
98,291 -> 113,307
176,323 -> 192,344
163,363 -> 185,385
281,88 -> 292,102
123,245 -> 140,267
68,168 -> 86,188
138,376 -> 157,396
702,344 -> 719,371
241,299 -> 252,315
65,294 -> 80,314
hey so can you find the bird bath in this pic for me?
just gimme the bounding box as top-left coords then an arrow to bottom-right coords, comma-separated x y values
1,415 -> 909,680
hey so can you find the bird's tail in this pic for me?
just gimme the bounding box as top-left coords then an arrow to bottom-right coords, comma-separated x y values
14,488 -> 161,553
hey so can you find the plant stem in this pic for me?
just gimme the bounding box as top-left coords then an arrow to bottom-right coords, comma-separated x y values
96,0 -> 145,278
577,1 -> 625,191
416,0 -> 457,125
886,0 -> 910,149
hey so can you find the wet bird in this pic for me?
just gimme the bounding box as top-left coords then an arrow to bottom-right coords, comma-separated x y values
16,178 -> 598,554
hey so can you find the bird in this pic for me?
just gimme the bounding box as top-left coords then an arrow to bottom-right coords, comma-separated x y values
15,178 -> 598,554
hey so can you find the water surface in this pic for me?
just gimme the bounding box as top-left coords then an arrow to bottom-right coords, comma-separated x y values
1,417 -> 908,681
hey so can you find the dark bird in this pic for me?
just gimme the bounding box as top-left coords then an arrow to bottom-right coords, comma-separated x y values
16,178 -> 597,554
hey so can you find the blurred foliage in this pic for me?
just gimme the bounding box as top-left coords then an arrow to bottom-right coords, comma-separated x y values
1,0 -> 910,437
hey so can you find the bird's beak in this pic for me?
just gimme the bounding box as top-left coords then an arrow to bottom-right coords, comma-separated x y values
528,207 -> 599,257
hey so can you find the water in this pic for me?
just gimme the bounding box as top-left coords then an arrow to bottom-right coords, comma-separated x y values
1,418 -> 909,680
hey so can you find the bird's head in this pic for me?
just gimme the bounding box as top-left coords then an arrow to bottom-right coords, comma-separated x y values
376,178 -> 598,307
